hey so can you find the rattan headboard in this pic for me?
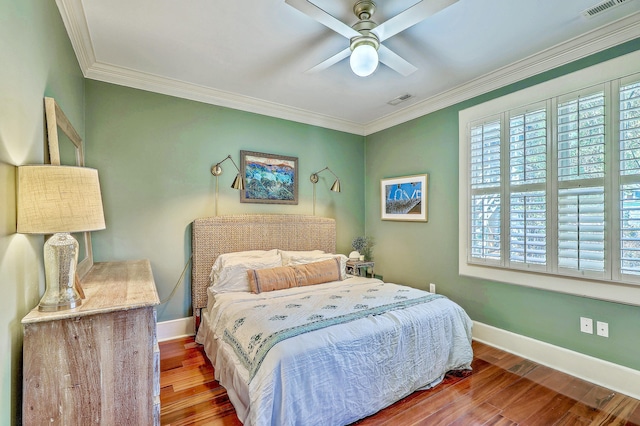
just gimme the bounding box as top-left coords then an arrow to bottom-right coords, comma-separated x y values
191,214 -> 336,312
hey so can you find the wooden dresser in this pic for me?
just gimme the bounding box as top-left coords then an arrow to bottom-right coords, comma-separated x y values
22,260 -> 160,425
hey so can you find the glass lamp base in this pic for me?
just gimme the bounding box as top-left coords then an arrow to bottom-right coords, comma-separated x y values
38,232 -> 82,312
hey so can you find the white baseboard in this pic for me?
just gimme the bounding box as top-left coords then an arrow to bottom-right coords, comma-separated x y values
157,317 -> 195,342
473,321 -> 640,400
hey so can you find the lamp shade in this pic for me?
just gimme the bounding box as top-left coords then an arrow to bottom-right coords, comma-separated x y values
17,165 -> 106,234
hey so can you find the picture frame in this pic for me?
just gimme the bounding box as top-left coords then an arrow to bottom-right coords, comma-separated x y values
380,174 -> 428,222
240,150 -> 298,204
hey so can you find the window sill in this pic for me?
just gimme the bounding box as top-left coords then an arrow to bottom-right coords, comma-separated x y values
459,260 -> 640,306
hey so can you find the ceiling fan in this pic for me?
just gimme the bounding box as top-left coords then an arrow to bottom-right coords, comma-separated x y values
285,0 -> 459,77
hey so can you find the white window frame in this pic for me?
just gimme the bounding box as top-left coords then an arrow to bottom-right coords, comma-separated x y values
459,50 -> 640,306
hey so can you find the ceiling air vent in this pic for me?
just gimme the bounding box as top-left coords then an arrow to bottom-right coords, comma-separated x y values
581,0 -> 631,18
388,94 -> 413,106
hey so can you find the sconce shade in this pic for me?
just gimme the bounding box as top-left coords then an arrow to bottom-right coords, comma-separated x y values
17,165 -> 106,234
330,179 -> 341,193
211,154 -> 244,216
231,173 -> 245,190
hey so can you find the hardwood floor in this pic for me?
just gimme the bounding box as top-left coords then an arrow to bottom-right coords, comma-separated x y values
159,337 -> 640,425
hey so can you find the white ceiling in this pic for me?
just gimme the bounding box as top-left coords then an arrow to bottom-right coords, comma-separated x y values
57,0 -> 640,135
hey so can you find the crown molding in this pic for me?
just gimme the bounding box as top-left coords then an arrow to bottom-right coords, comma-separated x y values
84,61 -> 367,135
365,11 -> 640,135
55,0 -> 96,72
56,0 -> 639,136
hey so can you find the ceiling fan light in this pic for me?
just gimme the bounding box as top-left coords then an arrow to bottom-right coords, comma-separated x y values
350,43 -> 378,77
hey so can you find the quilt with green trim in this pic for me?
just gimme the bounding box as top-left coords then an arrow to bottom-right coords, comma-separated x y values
221,281 -> 444,381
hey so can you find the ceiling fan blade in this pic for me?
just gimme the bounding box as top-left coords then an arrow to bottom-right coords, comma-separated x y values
285,0 -> 360,39
372,0 -> 458,42
378,45 -> 417,76
305,47 -> 351,74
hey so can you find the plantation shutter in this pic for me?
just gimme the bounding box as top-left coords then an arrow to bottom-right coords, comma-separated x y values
619,79 -> 640,276
509,107 -> 547,267
469,119 -> 501,262
556,91 -> 606,277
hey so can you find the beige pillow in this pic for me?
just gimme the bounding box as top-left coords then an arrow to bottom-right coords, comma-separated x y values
293,257 -> 342,287
248,258 -> 342,293
286,253 -> 348,280
248,265 -> 298,293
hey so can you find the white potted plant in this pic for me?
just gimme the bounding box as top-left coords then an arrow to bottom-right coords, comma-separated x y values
351,236 -> 374,261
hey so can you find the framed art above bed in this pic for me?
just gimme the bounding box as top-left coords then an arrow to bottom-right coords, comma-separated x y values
240,150 -> 298,204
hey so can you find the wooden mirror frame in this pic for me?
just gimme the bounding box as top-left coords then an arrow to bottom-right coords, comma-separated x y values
44,97 -> 95,279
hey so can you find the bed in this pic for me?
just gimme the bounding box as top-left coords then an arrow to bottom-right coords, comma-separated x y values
192,214 -> 473,425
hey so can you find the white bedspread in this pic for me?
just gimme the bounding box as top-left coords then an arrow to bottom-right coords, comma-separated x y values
196,277 -> 473,426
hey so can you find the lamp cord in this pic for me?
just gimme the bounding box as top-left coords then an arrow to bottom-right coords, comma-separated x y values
160,255 -> 192,305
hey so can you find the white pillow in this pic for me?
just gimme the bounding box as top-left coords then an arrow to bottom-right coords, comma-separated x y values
286,253 -> 348,280
279,249 -> 325,266
209,249 -> 279,281
210,250 -> 282,293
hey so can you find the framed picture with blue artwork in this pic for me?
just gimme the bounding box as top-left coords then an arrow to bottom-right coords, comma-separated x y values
380,174 -> 428,222
240,150 -> 298,204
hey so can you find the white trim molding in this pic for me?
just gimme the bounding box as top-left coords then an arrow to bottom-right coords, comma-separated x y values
55,0 -> 640,135
157,317 -> 195,342
473,321 -> 640,400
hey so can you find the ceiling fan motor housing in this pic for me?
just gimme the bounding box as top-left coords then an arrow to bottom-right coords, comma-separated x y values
350,1 -> 379,52
353,0 -> 376,20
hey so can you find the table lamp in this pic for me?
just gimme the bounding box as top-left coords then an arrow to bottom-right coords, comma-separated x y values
17,165 -> 106,311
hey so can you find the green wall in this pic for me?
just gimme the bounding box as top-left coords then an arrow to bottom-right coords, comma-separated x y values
85,81 -> 365,322
2,2 -> 638,421
365,38 -> 640,371
0,1 -> 85,424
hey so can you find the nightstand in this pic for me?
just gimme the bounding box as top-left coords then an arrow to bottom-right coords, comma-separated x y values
22,260 -> 160,425
346,259 -> 375,277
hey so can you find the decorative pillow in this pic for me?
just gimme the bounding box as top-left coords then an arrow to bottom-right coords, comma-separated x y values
248,265 -> 298,293
211,253 -> 282,294
286,253 -> 348,280
248,258 -> 342,294
293,257 -> 342,287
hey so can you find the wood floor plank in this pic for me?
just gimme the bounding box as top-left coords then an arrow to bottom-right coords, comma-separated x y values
447,401 -> 503,425
523,394 -> 579,426
554,411 -> 594,426
484,413 -> 519,425
159,337 -> 640,425
589,393 -> 640,426
495,380 -> 559,423
161,382 -> 224,406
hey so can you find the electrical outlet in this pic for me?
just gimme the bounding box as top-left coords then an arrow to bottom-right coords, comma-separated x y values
596,321 -> 609,337
429,283 -> 436,293
580,317 -> 593,334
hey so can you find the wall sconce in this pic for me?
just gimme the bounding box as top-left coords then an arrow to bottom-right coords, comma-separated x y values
211,154 -> 244,216
310,166 -> 341,215
16,165 -> 106,311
